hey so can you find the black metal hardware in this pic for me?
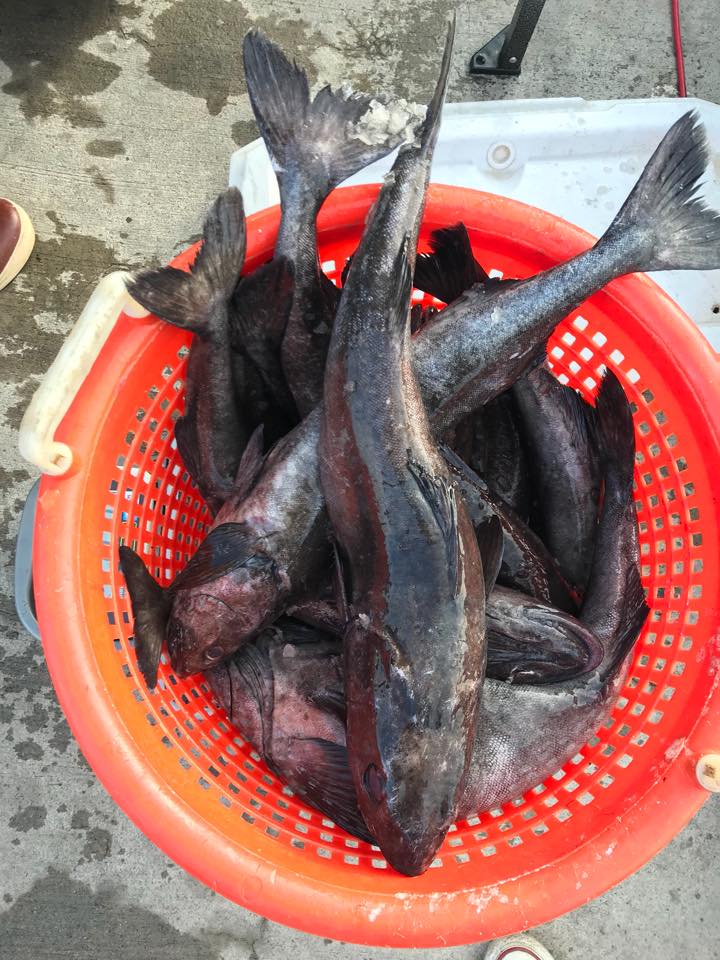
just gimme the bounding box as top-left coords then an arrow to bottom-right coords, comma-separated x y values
469,0 -> 547,77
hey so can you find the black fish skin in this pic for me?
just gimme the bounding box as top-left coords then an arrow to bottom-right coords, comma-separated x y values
514,364 -> 600,593
208,371 -> 646,844
229,258 -> 299,446
243,29 -> 417,418
127,189 -> 248,516
441,445 -> 577,613
474,391 -> 532,518
320,20 -> 484,878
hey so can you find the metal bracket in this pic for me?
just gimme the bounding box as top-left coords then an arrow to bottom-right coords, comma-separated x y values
469,0 -> 547,77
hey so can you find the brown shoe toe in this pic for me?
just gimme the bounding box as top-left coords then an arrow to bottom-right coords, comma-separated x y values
0,198 -> 35,290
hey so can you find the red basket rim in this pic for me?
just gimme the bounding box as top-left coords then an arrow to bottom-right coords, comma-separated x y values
33,184 -> 720,947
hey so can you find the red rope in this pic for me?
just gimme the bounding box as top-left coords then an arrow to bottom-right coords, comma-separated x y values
671,0 -> 688,97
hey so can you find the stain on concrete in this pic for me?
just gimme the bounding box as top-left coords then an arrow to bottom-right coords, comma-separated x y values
231,118 -> 257,146
8,804 -> 47,832
0,0 -> 141,126
86,139 -> 126,157
70,809 -> 90,830
13,739 -> 44,761
142,0 -> 252,115
0,870 -> 222,959
336,0 -> 455,103
0,212 -> 141,397
143,0 -> 328,116
47,719 -> 73,755
20,701 -> 49,734
79,827 -> 113,862
85,165 -> 116,203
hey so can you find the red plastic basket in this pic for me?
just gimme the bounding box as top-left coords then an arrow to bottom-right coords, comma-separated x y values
33,185 -> 720,947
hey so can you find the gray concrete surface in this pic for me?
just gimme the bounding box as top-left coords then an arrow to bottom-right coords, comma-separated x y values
1,1 -> 719,957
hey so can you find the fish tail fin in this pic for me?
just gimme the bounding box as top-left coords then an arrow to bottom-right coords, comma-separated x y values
598,573 -> 650,683
127,188 -> 245,334
413,222 -> 488,304
243,30 -> 412,208
599,111 -> 720,271
118,546 -> 172,690
591,369 -> 635,497
415,16 -> 455,161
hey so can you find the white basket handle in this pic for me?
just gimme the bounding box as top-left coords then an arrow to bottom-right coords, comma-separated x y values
18,271 -> 149,475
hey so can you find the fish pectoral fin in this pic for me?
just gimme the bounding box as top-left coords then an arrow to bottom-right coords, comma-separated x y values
475,515 -> 504,596
310,689 -> 347,723
172,523 -> 272,591
407,457 -> 460,593
119,546 -> 172,690
292,738 -> 374,843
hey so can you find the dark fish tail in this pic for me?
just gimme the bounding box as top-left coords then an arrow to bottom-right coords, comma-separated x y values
243,29 -> 409,211
413,223 -> 488,304
599,111 -> 720,272
119,546 -> 172,689
127,188 -> 246,335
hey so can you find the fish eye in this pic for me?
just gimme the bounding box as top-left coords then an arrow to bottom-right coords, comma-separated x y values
362,763 -> 386,804
204,645 -> 225,663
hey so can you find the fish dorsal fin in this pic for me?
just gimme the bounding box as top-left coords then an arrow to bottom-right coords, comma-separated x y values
407,457 -> 459,594
414,223 -> 489,304
233,425 -> 265,500
475,515 -> 504,596
119,546 -> 172,690
172,523 -> 272,592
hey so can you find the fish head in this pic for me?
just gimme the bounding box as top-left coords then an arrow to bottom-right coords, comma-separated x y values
167,559 -> 290,676
345,620 -> 467,875
165,522 -> 292,676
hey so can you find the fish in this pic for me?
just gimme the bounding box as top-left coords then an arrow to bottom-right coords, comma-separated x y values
441,444 -> 577,612
243,29 -> 425,418
513,363 -> 601,592
473,390 -> 532,518
285,519 -> 595,688
413,110 -> 720,436
320,18 -> 486,877
229,257 -> 299,446
207,370 -> 647,853
120,110 -> 719,688
120,415 -> 328,688
485,585 -> 603,685
459,369 -> 648,815
206,619 -> 373,843
127,188 -> 248,516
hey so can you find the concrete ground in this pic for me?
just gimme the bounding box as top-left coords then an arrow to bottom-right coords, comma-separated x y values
1,1 -> 719,957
